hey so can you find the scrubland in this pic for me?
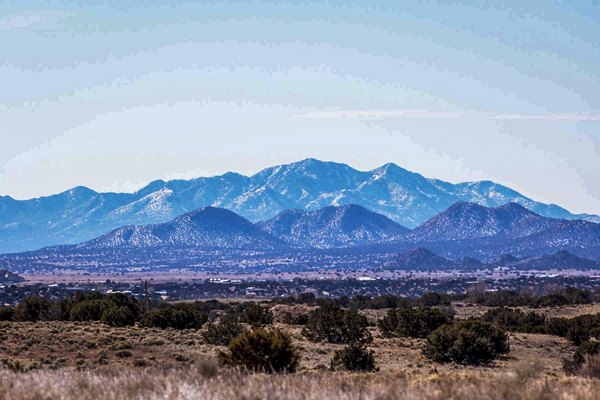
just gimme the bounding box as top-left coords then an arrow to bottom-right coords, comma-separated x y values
0,313 -> 598,400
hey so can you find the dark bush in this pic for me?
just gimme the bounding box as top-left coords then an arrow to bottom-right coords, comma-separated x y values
139,303 -> 207,329
562,314 -> 600,345
544,317 -> 571,337
303,305 -> 372,344
298,292 -> 317,305
564,340 -> 600,374
378,307 -> 453,339
424,320 -> 510,365
281,311 -> 309,326
101,306 -> 136,327
564,287 -> 594,305
0,306 -> 15,321
231,303 -> 273,327
378,308 -> 401,338
203,316 -> 245,346
63,292 -> 140,323
218,328 -> 299,373
193,300 -> 231,314
419,292 -> 448,307
70,300 -> 110,322
13,296 -> 51,322
331,343 -> 377,372
481,307 -> 546,333
574,340 -> 600,366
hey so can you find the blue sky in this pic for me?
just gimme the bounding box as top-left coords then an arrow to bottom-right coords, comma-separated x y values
1,1 -> 599,214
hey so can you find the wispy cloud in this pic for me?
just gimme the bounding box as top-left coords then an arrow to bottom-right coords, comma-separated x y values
295,109 -> 465,120
295,109 -> 600,122
0,15 -> 46,31
494,113 -> 600,121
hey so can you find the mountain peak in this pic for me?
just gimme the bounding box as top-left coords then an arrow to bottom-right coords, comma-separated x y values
83,206 -> 285,250
382,247 -> 456,270
409,201 -> 555,243
371,162 -> 414,178
258,203 -> 408,249
66,186 -> 97,197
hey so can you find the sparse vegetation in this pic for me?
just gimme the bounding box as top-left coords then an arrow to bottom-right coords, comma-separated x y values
230,302 -> 273,327
303,304 -> 372,344
2,290 -> 600,399
424,320 -> 510,365
481,307 -> 546,333
202,316 -> 245,346
139,303 -> 207,330
13,296 -> 52,322
218,328 -> 299,373
378,306 -> 453,338
330,343 -> 377,372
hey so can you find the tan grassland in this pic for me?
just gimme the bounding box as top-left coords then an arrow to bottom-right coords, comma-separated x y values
0,304 -> 599,399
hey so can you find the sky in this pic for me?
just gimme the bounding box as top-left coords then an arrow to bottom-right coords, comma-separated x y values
1,0 -> 599,214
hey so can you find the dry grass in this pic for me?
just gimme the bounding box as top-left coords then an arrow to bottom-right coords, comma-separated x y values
1,368 -> 600,400
0,303 -> 597,399
0,318 -> 575,376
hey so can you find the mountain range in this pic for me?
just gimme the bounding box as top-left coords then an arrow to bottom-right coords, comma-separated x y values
2,201 -> 599,275
1,158 -> 599,254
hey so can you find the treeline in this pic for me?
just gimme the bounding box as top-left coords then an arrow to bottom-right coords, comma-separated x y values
0,292 -> 269,329
272,287 -> 599,309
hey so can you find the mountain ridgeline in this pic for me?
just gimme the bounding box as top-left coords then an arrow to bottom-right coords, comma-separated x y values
257,204 -> 409,249
1,158 -> 599,253
5,200 -> 597,260
82,207 -> 286,250
1,201 -> 600,273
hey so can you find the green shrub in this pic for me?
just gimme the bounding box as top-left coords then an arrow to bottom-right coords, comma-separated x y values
139,303 -> 207,330
378,308 -> 400,338
424,320 -> 510,365
303,304 -> 372,344
281,311 -> 309,326
330,343 -> 377,372
101,306 -> 136,327
378,307 -> 452,339
231,303 -> 273,327
481,307 -> 546,333
419,292 -> 447,307
202,317 -> 245,346
13,296 -> 51,322
544,317 -> 571,337
70,300 -> 110,322
218,328 -> 299,373
574,341 -> 600,366
564,340 -> 600,375
0,306 -> 15,321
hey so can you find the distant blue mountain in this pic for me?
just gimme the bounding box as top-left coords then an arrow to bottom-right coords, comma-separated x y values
257,204 -> 409,249
2,203 -> 600,272
1,158 -> 598,253
79,207 -> 286,250
406,202 -> 558,243
405,202 -> 600,260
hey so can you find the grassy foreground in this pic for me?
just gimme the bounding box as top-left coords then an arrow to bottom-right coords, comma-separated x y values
1,368 -> 600,400
0,305 -> 597,400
